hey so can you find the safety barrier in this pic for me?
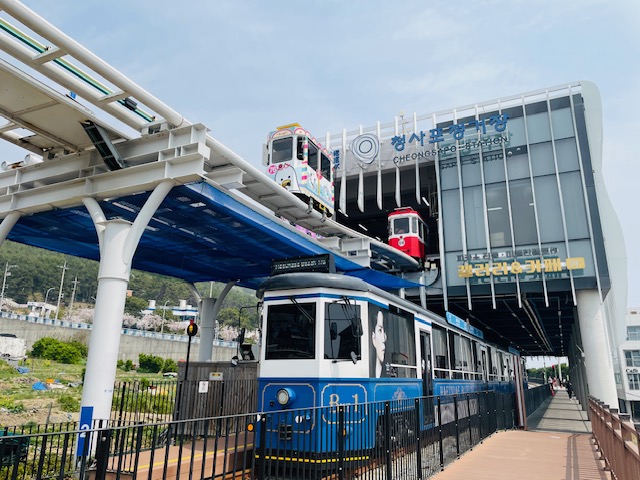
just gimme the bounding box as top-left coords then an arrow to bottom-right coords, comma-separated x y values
0,390 -> 514,480
523,384 -> 552,417
110,379 -> 258,424
589,396 -> 640,480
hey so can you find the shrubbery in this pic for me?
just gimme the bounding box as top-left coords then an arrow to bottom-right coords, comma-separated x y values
138,353 -> 178,374
117,359 -> 134,371
30,337 -> 87,364
57,394 -> 80,412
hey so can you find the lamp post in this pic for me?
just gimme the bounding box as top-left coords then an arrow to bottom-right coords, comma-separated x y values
0,262 -> 17,312
161,300 -> 171,334
44,287 -> 55,305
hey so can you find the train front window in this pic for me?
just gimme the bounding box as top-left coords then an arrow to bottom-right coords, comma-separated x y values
325,302 -> 361,361
393,217 -> 410,235
272,137 -> 293,164
265,302 -> 316,360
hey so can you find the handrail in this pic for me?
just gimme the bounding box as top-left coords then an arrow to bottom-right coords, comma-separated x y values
589,395 -> 640,480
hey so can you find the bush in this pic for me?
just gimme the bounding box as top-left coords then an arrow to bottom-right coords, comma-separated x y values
30,337 -> 86,364
161,358 -> 177,373
0,396 -> 25,413
57,394 -> 80,412
117,359 -> 134,371
138,353 -> 165,373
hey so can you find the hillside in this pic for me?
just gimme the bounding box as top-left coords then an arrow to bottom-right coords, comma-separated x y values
0,240 -> 260,330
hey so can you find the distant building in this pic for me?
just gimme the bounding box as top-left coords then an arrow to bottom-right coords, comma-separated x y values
617,308 -> 640,421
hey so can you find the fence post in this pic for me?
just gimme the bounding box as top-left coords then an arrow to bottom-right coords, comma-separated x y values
35,434 -> 48,479
467,394 -> 473,449
478,392 -> 484,443
338,406 -> 345,480
454,395 -> 460,458
437,396 -> 444,470
258,414 -> 268,480
415,398 -> 423,480
93,429 -> 112,480
385,402 -> 392,480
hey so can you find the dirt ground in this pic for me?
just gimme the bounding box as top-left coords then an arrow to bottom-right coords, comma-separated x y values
1,398 -> 81,428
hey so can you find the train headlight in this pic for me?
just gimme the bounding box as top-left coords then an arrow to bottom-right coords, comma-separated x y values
276,388 -> 295,406
398,238 -> 405,247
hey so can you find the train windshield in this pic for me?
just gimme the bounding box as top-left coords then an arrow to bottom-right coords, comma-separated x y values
265,302 -> 316,360
393,217 -> 410,235
271,137 -> 293,164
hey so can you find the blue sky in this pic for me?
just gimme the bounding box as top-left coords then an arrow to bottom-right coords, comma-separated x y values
1,0 -> 639,306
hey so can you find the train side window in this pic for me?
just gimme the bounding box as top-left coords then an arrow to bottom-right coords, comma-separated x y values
307,141 -> 319,170
324,303 -> 361,361
272,137 -> 293,164
411,217 -> 418,234
320,151 -> 332,179
432,326 -> 448,378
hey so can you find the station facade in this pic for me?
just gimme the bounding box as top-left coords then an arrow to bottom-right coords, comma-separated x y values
329,82 -> 628,409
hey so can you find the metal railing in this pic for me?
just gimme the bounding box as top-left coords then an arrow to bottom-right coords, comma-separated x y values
0,390 -> 514,480
523,384 -> 552,417
110,379 -> 258,424
589,395 -> 640,480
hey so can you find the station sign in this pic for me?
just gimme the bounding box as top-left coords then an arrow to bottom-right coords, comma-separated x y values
271,254 -> 336,275
445,312 -> 484,340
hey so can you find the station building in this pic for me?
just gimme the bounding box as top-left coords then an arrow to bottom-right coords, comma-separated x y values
329,81 -> 627,409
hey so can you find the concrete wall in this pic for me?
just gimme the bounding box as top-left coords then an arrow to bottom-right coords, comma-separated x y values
0,314 -> 237,363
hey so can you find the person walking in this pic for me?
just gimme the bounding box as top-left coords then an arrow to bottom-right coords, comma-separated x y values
566,381 -> 573,399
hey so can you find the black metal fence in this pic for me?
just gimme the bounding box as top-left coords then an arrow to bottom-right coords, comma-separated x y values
0,390 -> 514,480
110,379 -> 258,424
523,384 -> 552,417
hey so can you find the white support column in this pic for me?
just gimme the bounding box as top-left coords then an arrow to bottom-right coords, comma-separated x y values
81,180 -> 174,422
198,281 -> 236,361
576,289 -> 618,407
0,212 -> 21,244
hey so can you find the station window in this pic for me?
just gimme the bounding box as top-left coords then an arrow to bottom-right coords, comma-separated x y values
325,302 -> 361,361
627,326 -> 640,341
625,350 -> 640,368
271,137 -> 293,164
265,302 -> 316,360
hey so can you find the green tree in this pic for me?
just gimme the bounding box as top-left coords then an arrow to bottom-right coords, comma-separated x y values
124,296 -> 149,318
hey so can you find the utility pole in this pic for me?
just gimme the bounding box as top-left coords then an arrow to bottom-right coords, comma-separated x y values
0,262 -> 17,311
67,276 -> 79,319
55,261 -> 68,320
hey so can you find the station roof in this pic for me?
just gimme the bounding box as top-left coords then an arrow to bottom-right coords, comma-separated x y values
6,180 -> 420,291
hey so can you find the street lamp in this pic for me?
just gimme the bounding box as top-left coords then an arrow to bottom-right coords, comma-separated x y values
161,300 -> 171,334
44,287 -> 55,305
0,262 -> 17,312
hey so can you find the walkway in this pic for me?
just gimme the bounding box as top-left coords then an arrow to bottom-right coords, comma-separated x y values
431,389 -> 611,480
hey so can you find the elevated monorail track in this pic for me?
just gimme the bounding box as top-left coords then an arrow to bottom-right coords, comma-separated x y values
0,0 -> 418,275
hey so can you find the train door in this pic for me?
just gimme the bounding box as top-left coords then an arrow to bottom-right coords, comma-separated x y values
420,331 -> 434,425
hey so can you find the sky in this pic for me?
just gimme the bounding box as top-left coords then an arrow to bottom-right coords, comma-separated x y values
0,0 -> 639,308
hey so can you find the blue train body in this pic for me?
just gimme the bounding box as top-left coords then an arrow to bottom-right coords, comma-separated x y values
254,272 -> 524,465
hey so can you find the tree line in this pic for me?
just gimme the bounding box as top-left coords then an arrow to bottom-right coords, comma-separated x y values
0,240 -> 260,330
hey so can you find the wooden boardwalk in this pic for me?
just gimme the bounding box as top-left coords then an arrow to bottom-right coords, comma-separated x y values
432,389 -> 611,480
